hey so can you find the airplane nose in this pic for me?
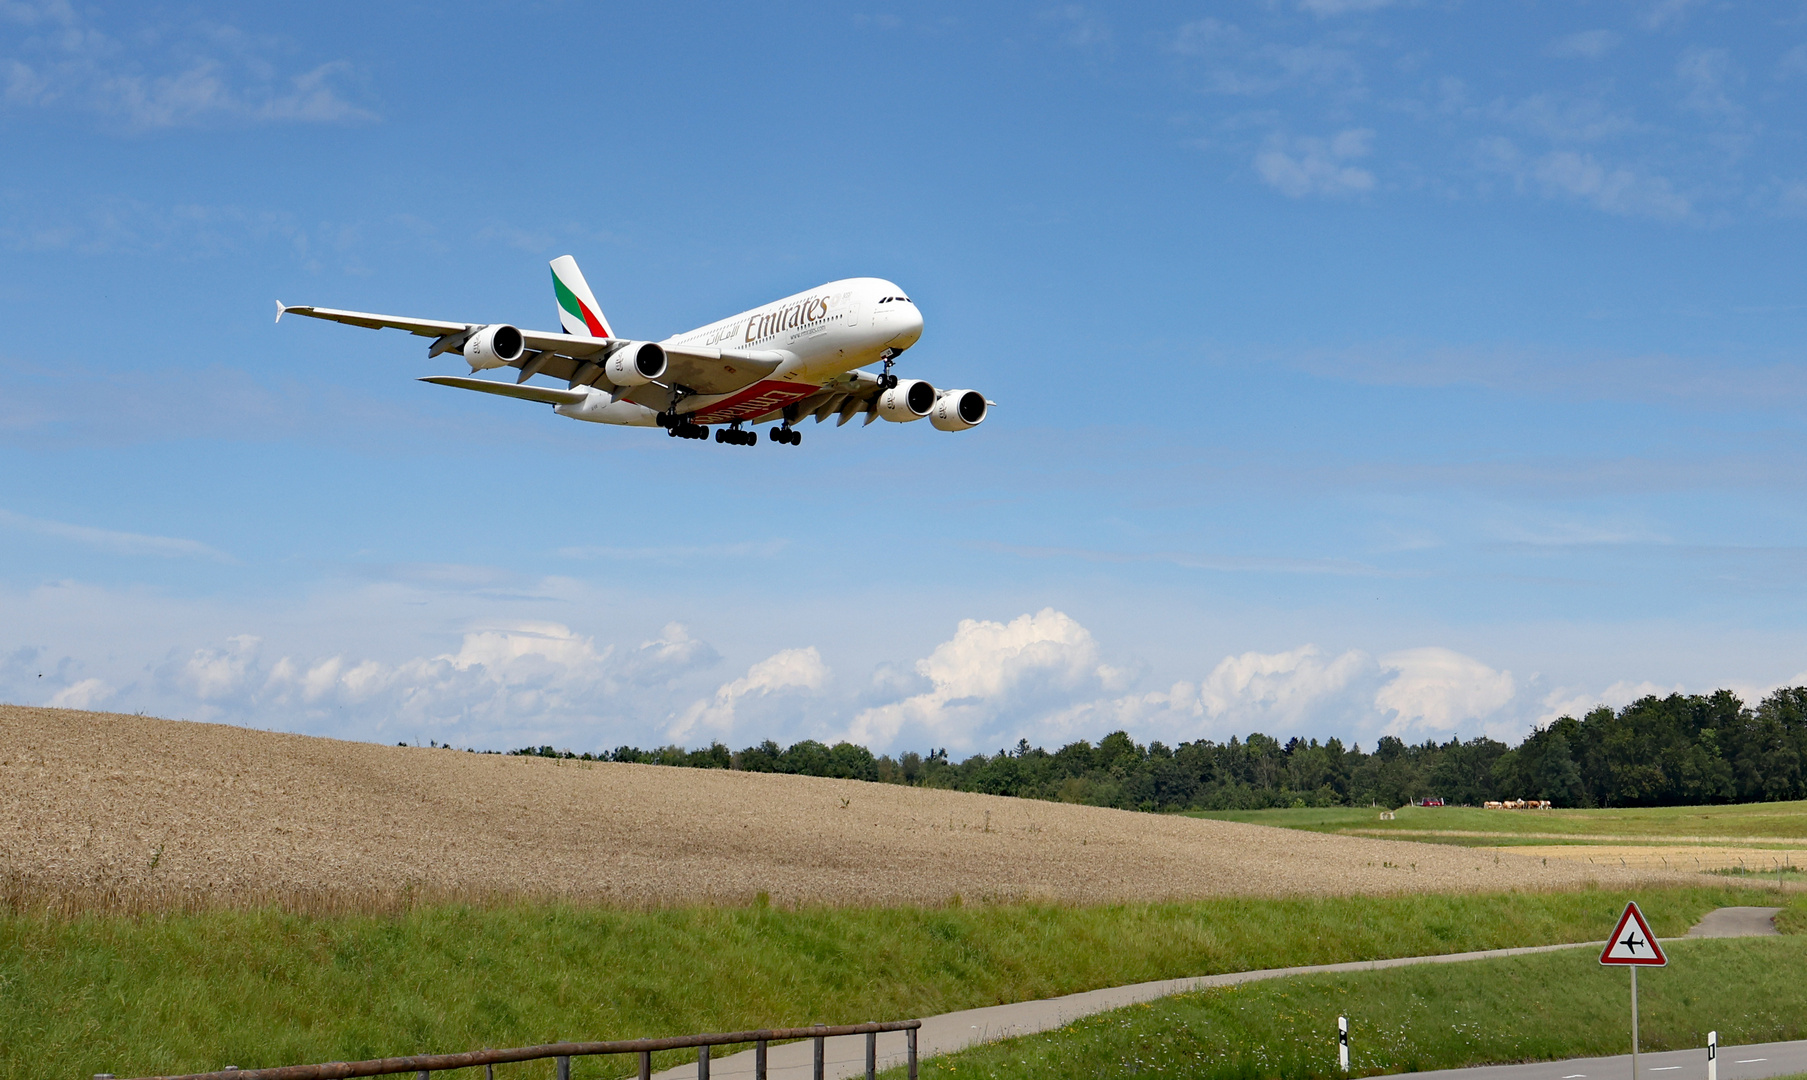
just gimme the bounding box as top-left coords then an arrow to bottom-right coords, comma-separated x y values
889,305 -> 923,349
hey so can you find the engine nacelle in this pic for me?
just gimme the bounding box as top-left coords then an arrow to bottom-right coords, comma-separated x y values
604,341 -> 668,386
877,378 -> 936,422
930,389 -> 988,431
463,324 -> 524,371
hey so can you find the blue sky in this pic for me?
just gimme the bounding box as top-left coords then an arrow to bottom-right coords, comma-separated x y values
3,0 -> 1805,755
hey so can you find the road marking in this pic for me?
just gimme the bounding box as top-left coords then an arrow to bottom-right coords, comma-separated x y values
1562,1074 -> 1587,1077
1735,1060 -> 1767,1064
1651,1067 -> 1681,1071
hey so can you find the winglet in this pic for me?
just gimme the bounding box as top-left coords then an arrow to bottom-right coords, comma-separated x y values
274,300 -> 288,324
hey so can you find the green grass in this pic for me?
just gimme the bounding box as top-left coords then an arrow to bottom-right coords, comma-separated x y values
1189,801 -> 1807,842
0,887 -> 1767,1080
889,935 -> 1807,1080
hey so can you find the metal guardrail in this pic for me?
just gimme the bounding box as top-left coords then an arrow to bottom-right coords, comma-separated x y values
102,1020 -> 921,1080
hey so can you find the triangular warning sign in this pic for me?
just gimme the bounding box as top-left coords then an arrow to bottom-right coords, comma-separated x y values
1600,901 -> 1667,966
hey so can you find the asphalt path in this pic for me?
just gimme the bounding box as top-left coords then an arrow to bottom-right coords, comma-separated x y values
652,908 -> 1787,1080
1400,1039 -> 1807,1080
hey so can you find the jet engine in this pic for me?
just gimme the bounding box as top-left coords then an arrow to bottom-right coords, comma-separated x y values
930,389 -> 988,431
604,341 -> 668,386
463,324 -> 524,371
877,378 -> 936,422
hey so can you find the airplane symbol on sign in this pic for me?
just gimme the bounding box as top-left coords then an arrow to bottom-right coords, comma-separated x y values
1619,932 -> 1645,953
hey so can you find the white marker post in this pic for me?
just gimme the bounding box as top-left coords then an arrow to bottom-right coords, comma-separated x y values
1600,902 -> 1669,1080
1708,1031 -> 1717,1080
1339,1016 -> 1349,1073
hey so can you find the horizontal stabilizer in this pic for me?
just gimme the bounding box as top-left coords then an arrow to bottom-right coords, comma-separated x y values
420,375 -> 588,405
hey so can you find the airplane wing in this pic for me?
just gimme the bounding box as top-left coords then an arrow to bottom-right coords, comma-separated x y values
419,376 -> 588,405
278,302 -> 783,395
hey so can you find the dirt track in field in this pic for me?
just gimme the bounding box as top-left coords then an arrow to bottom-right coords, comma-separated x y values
0,705 -> 1677,910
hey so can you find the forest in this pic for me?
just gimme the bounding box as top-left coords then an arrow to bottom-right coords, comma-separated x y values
512,687 -> 1807,810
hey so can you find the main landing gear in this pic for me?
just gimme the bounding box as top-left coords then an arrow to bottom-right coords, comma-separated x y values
661,411 -> 800,447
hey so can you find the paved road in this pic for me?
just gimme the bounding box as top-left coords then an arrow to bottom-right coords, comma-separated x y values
652,908 -> 1786,1080
1399,1039 -> 1807,1080
1685,908 -> 1782,938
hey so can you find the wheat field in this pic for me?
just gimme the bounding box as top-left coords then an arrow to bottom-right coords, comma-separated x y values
0,705 -> 1676,912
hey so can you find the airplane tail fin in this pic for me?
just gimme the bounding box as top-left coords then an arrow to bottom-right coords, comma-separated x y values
550,255 -> 612,338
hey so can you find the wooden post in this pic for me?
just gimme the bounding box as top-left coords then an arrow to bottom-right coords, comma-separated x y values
756,1040 -> 768,1080
640,1050 -> 653,1080
867,1030 -> 878,1080
907,1026 -> 918,1080
557,1055 -> 571,1080
698,1043 -> 710,1080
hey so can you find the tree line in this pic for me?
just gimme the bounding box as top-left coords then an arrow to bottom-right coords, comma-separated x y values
510,686 -> 1807,810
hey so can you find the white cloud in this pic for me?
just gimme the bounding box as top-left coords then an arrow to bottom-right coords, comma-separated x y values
1643,0 -> 1701,30
846,609 -> 1112,750
1374,647 -> 1515,736
0,8 -> 374,130
1532,151 -> 1691,220
1538,679 -> 1684,725
1255,128 -> 1376,197
1297,0 -> 1395,14
0,508 -> 230,560
1200,644 -> 1377,727
47,676 -> 109,710
1543,30 -> 1620,60
669,647 -> 829,743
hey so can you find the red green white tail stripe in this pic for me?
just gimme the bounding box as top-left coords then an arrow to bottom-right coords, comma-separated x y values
550,255 -> 611,338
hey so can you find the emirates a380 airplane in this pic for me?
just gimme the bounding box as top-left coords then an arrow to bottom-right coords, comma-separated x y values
277,256 -> 990,446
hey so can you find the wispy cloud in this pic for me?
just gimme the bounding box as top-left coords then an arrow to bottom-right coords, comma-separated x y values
980,542 -> 1400,577
0,508 -> 230,561
0,5 -> 375,130
1255,128 -> 1376,197
1543,30 -> 1621,60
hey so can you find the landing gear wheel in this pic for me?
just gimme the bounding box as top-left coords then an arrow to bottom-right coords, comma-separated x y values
790,429 -> 802,446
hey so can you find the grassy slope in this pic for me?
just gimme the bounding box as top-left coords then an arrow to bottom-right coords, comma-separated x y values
893,934 -> 1807,1080
0,887 -> 1765,1080
1188,802 -> 1807,844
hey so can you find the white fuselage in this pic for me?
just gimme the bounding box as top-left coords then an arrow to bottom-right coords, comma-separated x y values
648,277 -> 922,424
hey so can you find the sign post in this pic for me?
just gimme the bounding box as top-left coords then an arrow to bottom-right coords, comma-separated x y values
1708,1030 -> 1717,1080
1339,1016 -> 1349,1073
1600,902 -> 1668,1080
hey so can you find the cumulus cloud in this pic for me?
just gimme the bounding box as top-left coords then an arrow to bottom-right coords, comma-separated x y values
1538,679 -> 1686,724
847,609 -> 1117,750
1374,647 -> 1515,736
1255,129 -> 1376,197
1201,644 -> 1378,728
47,676 -> 110,710
668,647 -> 828,743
